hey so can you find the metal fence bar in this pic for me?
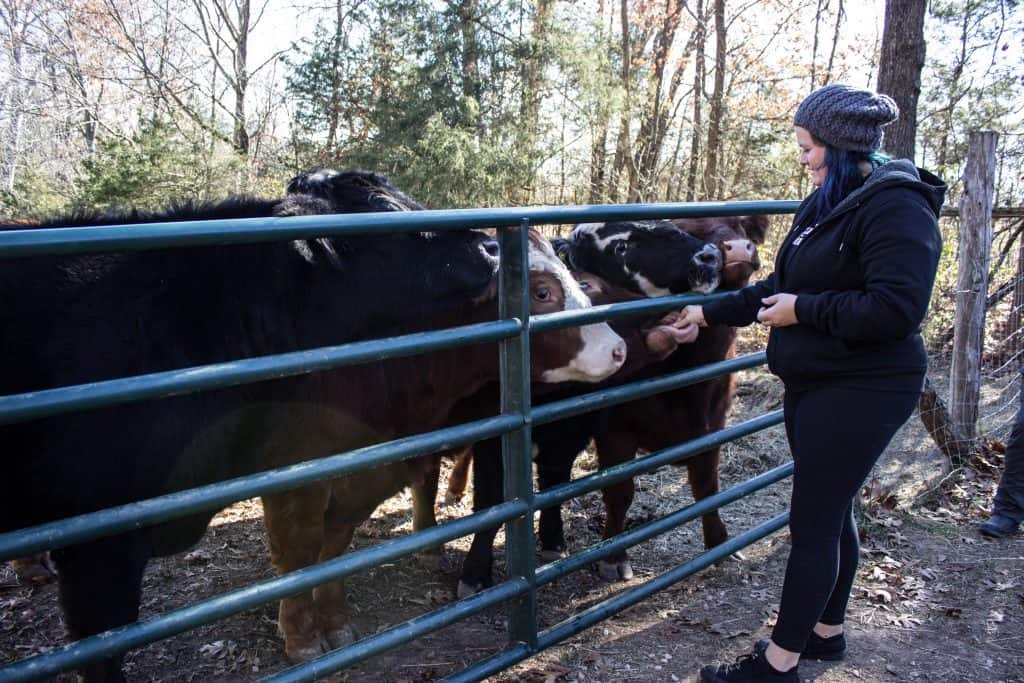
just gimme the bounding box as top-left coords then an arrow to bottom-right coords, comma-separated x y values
443,512 -> 790,683
0,319 -> 521,427
532,353 -> 768,427
528,291 -> 728,332
0,200 -> 800,259
0,500 -> 530,682
1,200 -> 801,682
534,411 -> 785,512
261,578 -> 532,683
0,293 -> 739,428
0,414 -> 522,562
536,463 -> 794,586
498,220 -> 539,647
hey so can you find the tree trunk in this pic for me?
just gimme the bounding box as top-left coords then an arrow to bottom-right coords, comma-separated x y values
609,0 -> 632,202
702,0 -> 725,199
232,0 -> 251,156
950,131 -> 998,446
875,0 -> 927,159
685,0 -> 705,201
631,0 -> 683,201
918,377 -> 971,469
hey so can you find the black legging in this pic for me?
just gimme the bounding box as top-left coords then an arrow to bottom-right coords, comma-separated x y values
771,384 -> 920,653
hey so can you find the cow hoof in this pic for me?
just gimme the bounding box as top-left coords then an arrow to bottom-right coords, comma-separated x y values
597,559 -> 633,582
415,549 -> 443,571
284,640 -> 326,664
10,554 -> 56,585
457,580 -> 484,599
324,624 -> 358,650
537,548 -> 568,563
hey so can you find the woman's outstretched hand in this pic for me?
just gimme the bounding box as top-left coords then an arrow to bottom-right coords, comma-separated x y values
757,293 -> 799,328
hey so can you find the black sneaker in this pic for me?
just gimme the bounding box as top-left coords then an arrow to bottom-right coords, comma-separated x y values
700,647 -> 798,682
755,631 -> 847,661
978,514 -> 1020,539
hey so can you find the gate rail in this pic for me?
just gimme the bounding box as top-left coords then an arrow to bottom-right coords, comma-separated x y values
0,199 -> 799,682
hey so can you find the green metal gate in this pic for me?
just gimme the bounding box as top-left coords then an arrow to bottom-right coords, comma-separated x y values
0,199 -> 798,682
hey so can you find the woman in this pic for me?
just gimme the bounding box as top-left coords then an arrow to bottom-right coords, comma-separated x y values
683,84 -> 946,682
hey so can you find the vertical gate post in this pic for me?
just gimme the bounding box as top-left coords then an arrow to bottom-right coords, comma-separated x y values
951,130 -> 998,445
499,219 -> 538,648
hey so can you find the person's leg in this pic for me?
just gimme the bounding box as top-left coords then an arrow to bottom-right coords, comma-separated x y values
769,387 -> 918,656
982,385 -> 1024,536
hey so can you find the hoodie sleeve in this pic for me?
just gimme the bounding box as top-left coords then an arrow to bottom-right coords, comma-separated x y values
793,189 -> 942,341
702,272 -> 778,327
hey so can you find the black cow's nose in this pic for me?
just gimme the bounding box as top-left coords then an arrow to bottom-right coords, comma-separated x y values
481,238 -> 500,258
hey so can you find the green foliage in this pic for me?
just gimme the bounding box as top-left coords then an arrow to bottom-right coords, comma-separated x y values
76,117 -> 247,211
0,167 -> 72,219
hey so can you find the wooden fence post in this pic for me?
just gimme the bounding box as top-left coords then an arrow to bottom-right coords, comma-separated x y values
950,131 -> 998,445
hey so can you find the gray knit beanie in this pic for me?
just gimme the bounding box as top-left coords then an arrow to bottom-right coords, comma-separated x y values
793,84 -> 899,152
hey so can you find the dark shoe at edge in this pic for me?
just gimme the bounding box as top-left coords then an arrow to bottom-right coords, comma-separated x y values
978,514 -> 1020,539
699,646 -> 798,682
755,631 -> 847,662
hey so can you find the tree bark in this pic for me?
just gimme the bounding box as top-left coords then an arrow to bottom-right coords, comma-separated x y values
875,0 -> 927,159
685,0 -> 705,201
702,0 -> 725,199
609,0 -> 632,202
950,131 -> 998,445
918,377 -> 971,469
631,0 -> 683,201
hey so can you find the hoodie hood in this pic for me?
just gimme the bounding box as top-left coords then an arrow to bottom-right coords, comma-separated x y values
828,159 -> 947,221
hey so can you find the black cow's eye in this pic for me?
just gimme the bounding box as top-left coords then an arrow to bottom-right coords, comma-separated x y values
534,287 -> 551,301
613,241 -> 628,257
578,281 -> 591,291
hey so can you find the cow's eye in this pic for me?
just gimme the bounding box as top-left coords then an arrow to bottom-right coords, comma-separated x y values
577,281 -> 591,291
613,241 -> 628,257
534,286 -> 551,301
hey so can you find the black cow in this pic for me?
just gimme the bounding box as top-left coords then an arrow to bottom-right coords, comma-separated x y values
0,173 -> 632,679
0,172 -> 502,680
563,215 -> 768,580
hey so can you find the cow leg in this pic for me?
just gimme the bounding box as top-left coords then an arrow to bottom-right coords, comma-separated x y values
51,537 -> 148,682
536,446 -> 575,562
458,438 -> 502,597
444,447 -> 473,505
688,448 -> 728,548
263,485 -> 331,663
410,456 -> 442,570
9,552 -> 56,585
594,429 -> 639,581
313,502 -> 360,651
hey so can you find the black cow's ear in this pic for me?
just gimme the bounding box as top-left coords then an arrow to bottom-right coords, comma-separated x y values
286,172 -> 313,195
551,238 -> 571,265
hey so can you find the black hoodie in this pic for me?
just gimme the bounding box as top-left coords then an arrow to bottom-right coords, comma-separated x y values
703,159 -> 946,392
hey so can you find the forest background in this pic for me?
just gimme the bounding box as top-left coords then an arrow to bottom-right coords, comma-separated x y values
0,0 -> 1020,218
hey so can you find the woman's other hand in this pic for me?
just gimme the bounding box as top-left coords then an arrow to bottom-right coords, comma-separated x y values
675,304 -> 706,329
757,293 -> 799,328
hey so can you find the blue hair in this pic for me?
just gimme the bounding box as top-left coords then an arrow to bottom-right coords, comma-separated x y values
811,144 -> 891,222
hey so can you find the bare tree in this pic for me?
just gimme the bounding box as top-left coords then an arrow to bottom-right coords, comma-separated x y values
876,0 -> 927,159
685,0 -> 705,201
702,0 -> 725,199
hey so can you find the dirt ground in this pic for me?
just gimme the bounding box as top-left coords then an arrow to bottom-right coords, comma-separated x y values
2,363 -> 1022,682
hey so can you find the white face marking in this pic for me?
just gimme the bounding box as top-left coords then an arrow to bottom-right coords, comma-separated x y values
530,235 -> 627,383
632,273 -> 671,298
528,240 -> 590,311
